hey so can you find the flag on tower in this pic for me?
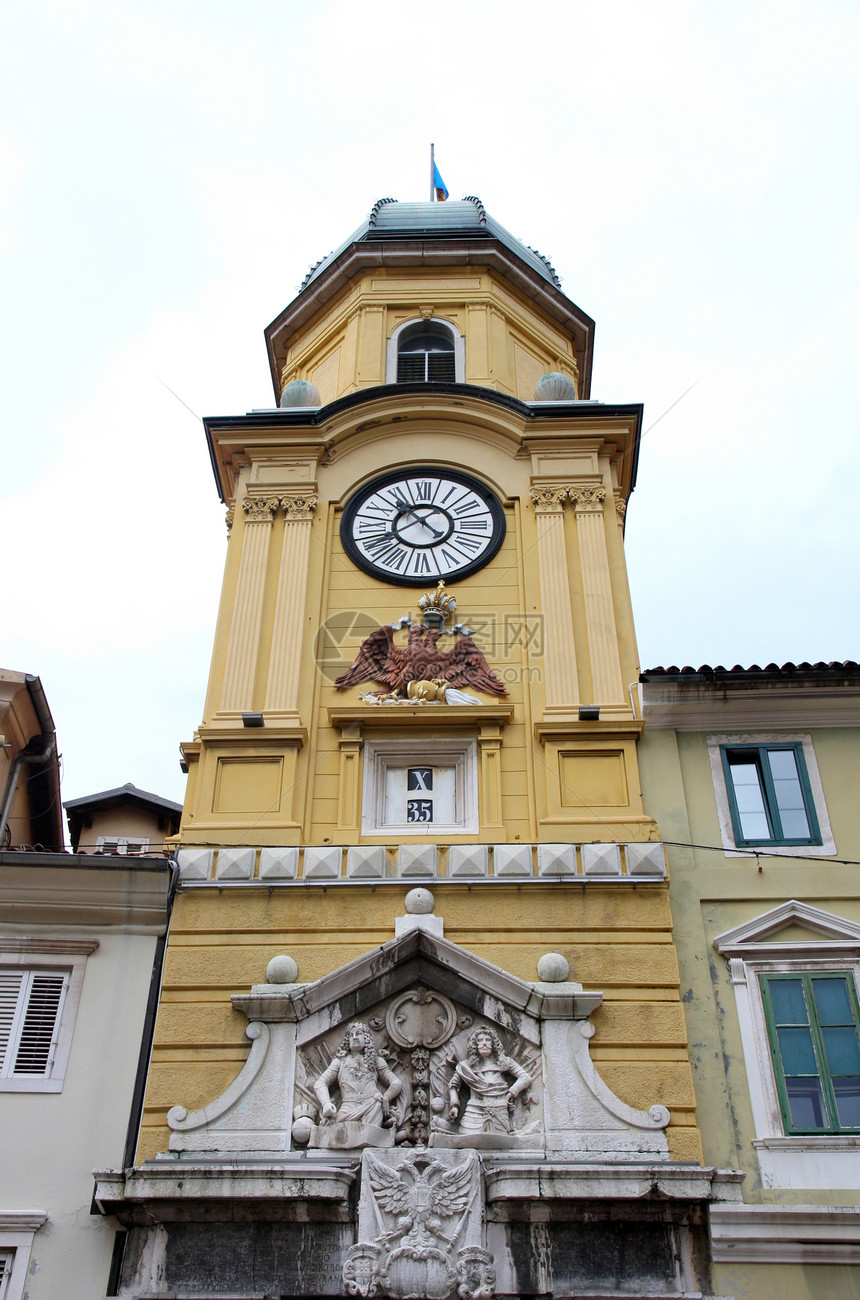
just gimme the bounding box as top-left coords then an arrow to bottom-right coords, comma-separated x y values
433,162 -> 449,202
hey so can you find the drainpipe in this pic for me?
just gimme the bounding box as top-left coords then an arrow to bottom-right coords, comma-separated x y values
0,676 -> 56,846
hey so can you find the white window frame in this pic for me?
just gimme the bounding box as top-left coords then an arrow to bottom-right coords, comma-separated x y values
707,731 -> 835,857
0,940 -> 97,1093
385,317 -> 466,385
0,1213 -> 48,1300
96,835 -> 150,855
361,739 -> 478,836
715,902 -> 860,1190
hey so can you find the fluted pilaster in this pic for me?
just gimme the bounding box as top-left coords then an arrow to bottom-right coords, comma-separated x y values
219,494 -> 278,712
529,487 -> 579,709
569,484 -> 625,705
264,492 -> 318,715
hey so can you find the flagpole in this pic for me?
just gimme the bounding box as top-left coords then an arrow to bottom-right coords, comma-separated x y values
430,142 -> 435,202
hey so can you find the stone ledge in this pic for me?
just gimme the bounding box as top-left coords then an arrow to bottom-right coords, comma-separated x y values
485,1163 -> 742,1205
709,1202 -> 860,1263
93,1161 -> 357,1225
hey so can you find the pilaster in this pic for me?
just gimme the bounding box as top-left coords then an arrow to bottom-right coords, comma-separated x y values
569,483 -> 626,711
529,487 -> 580,715
219,493 -> 278,714
263,491 -> 318,723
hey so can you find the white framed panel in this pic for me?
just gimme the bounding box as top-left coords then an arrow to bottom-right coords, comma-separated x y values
361,739 -> 478,836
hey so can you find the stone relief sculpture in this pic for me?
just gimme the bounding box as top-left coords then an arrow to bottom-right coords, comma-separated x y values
433,1027 -> 541,1148
291,991 -> 543,1153
447,1027 -> 533,1135
343,1149 -> 494,1300
296,1021 -> 404,1150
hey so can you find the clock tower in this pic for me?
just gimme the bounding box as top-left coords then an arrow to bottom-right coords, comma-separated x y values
102,199 -> 731,1300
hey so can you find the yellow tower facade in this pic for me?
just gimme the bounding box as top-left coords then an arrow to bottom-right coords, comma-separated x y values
99,200 -> 737,1300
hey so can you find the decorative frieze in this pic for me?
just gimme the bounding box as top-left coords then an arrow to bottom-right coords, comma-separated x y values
175,842 -> 667,883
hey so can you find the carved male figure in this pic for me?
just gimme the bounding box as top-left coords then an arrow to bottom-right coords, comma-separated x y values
314,1021 -> 403,1133
447,1027 -> 532,1134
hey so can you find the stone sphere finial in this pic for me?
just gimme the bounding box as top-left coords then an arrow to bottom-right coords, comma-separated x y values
280,379 -> 321,408
534,372 -> 577,402
266,954 -> 299,984
404,887 -> 435,915
537,951 -> 570,982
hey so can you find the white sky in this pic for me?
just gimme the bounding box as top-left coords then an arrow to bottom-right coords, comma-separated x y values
2,0 -> 858,830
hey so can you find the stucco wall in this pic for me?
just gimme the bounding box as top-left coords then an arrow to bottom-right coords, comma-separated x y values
2,929 -> 157,1300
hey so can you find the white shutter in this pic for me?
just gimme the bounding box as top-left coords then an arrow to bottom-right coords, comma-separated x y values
0,973 -> 24,1072
0,1250 -> 13,1300
0,970 -> 68,1078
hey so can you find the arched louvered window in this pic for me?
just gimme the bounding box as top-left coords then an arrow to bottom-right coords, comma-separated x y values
396,322 -> 456,383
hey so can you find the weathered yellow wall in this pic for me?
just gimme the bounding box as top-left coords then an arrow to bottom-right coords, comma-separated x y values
138,881 -> 699,1163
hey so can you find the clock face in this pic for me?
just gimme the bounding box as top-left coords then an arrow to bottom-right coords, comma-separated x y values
341,468 -> 506,585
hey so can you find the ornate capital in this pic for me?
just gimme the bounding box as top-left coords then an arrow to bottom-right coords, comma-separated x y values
242,494 -> 279,524
225,506 -> 235,533
281,492 -> 318,521
569,485 -> 606,514
614,493 -> 627,521
530,486 -> 568,515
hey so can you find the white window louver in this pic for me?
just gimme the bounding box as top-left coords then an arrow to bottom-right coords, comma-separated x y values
0,1251 -> 11,1300
0,970 -> 68,1078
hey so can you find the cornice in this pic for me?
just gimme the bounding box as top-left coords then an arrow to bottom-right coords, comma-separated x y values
0,856 -> 172,933
328,705 -> 513,732
642,685 -> 860,730
204,391 -> 644,504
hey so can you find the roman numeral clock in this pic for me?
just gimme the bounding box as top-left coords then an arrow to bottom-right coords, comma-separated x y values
341,468 -> 505,585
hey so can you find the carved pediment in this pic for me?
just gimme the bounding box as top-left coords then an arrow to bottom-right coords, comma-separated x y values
166,929 -> 670,1162
714,900 -> 860,959
231,928 -> 602,1028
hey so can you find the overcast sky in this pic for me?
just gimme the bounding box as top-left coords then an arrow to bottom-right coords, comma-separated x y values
3,0 -> 858,830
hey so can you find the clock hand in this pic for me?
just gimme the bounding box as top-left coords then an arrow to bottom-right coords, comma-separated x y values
392,496 -> 445,540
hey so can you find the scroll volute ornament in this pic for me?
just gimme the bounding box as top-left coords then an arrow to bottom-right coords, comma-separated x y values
568,485 -> 606,513
529,486 -> 568,514
241,494 -> 279,523
281,492 -> 318,521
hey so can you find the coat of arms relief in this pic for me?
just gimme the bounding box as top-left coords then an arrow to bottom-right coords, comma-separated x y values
290,989 -> 540,1300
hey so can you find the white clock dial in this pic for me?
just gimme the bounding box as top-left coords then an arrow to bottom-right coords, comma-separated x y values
341,469 -> 505,585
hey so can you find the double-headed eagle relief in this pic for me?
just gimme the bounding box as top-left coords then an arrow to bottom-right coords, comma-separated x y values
335,582 -> 507,703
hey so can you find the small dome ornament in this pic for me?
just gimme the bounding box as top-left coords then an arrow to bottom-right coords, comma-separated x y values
536,952 -> 570,982
404,887 -> 435,915
266,954 -> 299,984
279,379 -> 321,408
534,372 -> 577,402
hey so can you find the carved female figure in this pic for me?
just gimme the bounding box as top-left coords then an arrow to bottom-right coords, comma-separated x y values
447,1027 -> 532,1135
313,1021 -> 403,1133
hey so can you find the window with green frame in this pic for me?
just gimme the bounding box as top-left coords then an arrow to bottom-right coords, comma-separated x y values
721,743 -> 821,847
760,972 -> 860,1134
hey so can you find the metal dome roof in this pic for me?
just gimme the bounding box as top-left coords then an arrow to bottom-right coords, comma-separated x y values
301,197 -> 561,291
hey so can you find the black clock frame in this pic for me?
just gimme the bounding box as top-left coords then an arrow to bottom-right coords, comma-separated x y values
340,467 -> 506,586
